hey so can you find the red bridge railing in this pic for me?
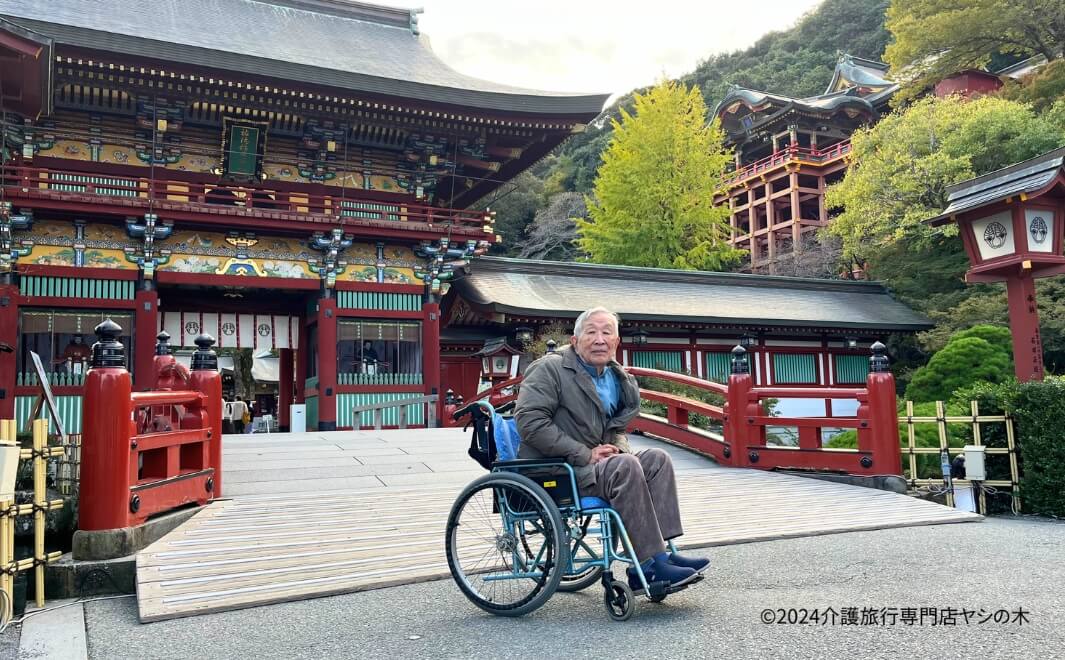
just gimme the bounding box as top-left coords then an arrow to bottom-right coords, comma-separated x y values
445,342 -> 902,477
79,321 -> 223,532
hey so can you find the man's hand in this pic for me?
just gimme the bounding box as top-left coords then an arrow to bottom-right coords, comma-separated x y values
589,444 -> 619,464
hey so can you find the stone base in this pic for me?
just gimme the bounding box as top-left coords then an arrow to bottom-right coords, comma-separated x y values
72,506 -> 202,561
776,470 -> 908,494
46,553 -> 136,598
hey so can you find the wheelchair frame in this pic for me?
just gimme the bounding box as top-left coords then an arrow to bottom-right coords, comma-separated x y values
445,402 -> 696,621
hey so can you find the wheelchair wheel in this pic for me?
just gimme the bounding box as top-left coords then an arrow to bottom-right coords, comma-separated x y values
604,580 -> 635,621
446,472 -> 567,617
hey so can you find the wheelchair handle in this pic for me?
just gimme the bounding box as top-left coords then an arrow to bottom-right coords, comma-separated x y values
451,399 -> 495,421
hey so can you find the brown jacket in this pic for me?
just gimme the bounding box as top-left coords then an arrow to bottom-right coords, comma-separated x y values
515,346 -> 641,489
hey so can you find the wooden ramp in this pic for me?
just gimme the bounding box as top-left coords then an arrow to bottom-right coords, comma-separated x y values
136,430 -> 981,622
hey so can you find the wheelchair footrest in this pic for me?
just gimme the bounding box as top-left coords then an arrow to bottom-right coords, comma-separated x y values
632,574 -> 705,598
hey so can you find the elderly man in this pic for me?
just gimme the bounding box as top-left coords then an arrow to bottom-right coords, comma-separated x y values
515,306 -> 708,590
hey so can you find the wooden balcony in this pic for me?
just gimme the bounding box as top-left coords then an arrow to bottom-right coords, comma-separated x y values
723,140 -> 852,187
1,163 -> 494,240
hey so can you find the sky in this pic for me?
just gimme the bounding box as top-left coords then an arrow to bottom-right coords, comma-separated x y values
387,0 -> 823,101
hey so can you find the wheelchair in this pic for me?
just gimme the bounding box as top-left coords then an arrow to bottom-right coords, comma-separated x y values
445,400 -> 702,621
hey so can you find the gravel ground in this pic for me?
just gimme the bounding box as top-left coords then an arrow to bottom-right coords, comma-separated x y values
74,515 -> 1063,660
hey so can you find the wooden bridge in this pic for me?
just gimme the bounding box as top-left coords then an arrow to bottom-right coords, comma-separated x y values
135,427 -> 981,622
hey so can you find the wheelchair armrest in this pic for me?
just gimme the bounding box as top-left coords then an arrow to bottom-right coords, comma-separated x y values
493,458 -> 568,468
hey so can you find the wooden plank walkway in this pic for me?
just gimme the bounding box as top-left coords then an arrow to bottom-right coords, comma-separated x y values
137,429 -> 981,622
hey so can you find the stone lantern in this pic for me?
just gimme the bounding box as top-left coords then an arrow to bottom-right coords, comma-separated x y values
928,146 -> 1065,381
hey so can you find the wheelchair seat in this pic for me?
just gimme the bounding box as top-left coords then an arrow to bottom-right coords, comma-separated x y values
580,496 -> 610,509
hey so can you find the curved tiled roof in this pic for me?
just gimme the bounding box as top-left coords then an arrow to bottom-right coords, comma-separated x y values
453,258 -> 931,332
0,0 -> 609,116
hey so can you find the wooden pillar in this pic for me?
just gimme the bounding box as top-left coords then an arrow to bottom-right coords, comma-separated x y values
764,182 -> 775,265
295,316 -> 307,404
0,283 -> 17,420
1005,275 -> 1045,382
789,170 -> 802,250
423,300 -> 441,426
817,174 -> 828,224
133,286 -> 159,391
316,297 -> 338,431
728,194 -> 738,243
278,347 -> 293,430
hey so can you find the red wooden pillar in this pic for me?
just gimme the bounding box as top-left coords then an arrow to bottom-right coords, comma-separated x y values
1005,275 -> 1045,382
724,346 -> 752,468
423,300 -> 441,426
80,319 -> 134,531
864,342 -> 902,475
316,297 -> 338,431
0,283 -> 18,421
188,334 -> 223,496
278,347 -> 293,430
133,287 -> 159,391
295,316 -> 307,404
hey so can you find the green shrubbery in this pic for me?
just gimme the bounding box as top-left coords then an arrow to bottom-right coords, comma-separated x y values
825,400 -> 973,479
636,375 -> 725,434
904,325 -> 1013,402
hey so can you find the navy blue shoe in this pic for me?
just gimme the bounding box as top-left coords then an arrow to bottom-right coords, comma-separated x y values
627,559 -> 696,593
669,552 -> 710,574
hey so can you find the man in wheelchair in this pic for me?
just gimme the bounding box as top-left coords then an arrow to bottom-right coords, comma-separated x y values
514,306 -> 709,592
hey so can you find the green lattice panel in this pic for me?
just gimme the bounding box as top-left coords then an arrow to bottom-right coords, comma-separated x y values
337,392 -> 426,429
340,200 -> 401,221
15,395 -> 83,435
834,354 -> 869,384
772,353 -> 818,384
337,372 -> 423,386
48,173 -> 138,197
704,352 -> 731,384
631,351 -> 684,373
20,276 -> 134,300
305,396 -> 319,430
336,291 -> 421,311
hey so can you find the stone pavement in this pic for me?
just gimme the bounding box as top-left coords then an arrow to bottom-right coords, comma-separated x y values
86,516 -> 1065,659
136,429 -> 978,620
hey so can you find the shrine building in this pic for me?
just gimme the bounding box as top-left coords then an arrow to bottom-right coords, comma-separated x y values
713,54 -> 898,274
0,2 -> 932,433
0,0 -> 608,431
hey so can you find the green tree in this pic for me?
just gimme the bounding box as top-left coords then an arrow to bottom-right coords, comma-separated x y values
998,59 -> 1065,113
579,80 -> 743,271
885,0 -> 1065,103
825,95 -> 1065,261
905,335 -> 1012,403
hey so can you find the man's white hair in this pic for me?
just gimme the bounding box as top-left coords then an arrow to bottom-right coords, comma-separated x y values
573,307 -> 620,337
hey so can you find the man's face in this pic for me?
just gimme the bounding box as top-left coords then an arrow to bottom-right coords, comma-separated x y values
570,312 -> 619,368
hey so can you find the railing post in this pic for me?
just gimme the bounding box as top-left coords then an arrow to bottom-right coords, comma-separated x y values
188,333 -> 222,497
80,319 -> 134,531
865,342 -> 902,475
725,345 -> 752,467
